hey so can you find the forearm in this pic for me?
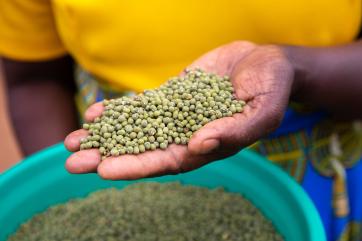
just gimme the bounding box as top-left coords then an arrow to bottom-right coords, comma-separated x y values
2,56 -> 79,155
0,61 -> 22,172
283,40 -> 362,119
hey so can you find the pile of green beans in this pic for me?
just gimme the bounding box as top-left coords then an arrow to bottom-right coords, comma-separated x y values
80,69 -> 245,158
9,183 -> 283,241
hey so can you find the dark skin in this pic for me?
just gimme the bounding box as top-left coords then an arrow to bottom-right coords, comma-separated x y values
3,40 -> 362,177
2,56 -> 78,155
287,41 -> 362,119
63,40 -> 362,180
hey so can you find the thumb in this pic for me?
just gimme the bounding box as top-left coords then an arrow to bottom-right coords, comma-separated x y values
187,101 -> 282,156
187,112 -> 248,155
188,126 -> 221,155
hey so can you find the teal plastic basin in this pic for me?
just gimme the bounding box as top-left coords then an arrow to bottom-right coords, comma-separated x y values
0,143 -> 325,241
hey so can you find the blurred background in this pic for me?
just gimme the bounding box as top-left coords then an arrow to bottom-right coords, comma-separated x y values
0,62 -> 22,172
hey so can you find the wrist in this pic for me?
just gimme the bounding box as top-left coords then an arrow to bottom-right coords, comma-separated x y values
279,45 -> 317,101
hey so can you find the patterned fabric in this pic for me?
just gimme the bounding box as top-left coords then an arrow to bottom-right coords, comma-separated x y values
252,129 -> 310,182
251,119 -> 362,241
252,121 -> 362,180
310,122 -> 362,176
75,66 -> 135,120
339,222 -> 362,241
75,67 -> 362,241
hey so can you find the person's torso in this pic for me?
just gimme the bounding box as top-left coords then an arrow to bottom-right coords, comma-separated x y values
52,0 -> 361,91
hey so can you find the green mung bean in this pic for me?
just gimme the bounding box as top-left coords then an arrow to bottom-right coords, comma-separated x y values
9,183 -> 283,241
80,69 -> 245,158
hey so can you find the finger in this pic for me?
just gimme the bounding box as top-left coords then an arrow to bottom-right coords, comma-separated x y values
97,142 -> 228,180
65,149 -> 101,173
181,41 -> 256,76
188,115 -> 239,155
84,102 -> 104,122
180,50 -> 222,76
64,129 -> 88,152
97,145 -> 187,180
188,102 -> 273,155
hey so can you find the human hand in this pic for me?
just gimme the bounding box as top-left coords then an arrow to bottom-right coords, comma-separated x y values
64,41 -> 294,180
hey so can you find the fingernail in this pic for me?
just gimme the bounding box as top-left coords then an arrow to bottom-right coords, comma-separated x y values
199,139 -> 220,154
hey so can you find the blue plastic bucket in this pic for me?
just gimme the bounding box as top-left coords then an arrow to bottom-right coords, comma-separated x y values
0,143 -> 325,241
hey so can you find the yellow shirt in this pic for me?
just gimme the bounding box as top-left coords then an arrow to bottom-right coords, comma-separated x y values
0,0 -> 361,92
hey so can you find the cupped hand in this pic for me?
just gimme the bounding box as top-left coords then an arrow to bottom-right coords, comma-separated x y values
64,41 -> 294,180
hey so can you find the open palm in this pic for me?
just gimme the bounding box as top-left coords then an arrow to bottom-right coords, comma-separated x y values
64,41 -> 294,180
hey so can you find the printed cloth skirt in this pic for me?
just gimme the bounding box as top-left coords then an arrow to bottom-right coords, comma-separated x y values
76,67 -> 362,241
